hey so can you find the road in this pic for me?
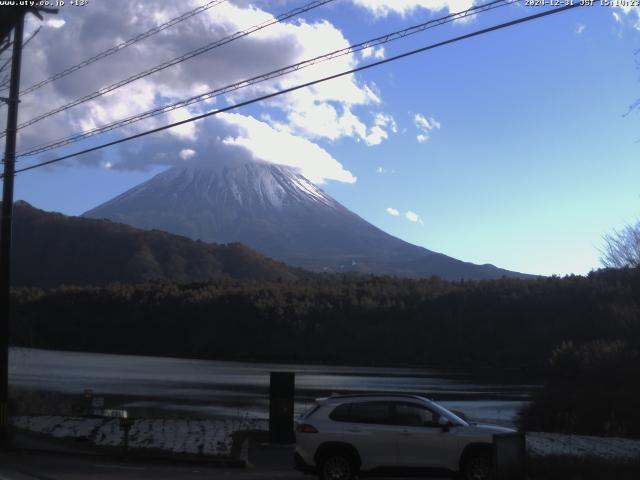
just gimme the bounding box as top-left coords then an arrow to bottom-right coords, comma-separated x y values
0,445 -> 451,480
0,449 -> 301,480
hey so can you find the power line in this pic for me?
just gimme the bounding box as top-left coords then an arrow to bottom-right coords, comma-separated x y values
0,39 -> 11,60
17,0 -> 519,158
0,27 -> 40,84
7,3 -> 582,178
0,0 -> 230,96
18,0 -> 514,157
0,26 -> 40,91
2,0 -> 335,138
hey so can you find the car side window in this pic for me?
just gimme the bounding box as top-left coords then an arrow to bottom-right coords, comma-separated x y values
349,402 -> 391,424
330,401 -> 391,424
329,403 -> 351,422
391,402 -> 439,427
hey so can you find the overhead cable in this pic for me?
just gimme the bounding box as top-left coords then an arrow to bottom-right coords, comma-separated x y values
7,4 -> 582,177
17,0 -> 518,157
3,0 -> 335,137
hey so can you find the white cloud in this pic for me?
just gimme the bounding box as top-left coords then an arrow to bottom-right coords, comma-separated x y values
45,19 -> 66,29
352,0 -> 474,17
362,46 -> 386,60
247,18 -> 390,146
165,107 -> 198,141
575,24 -> 586,35
363,126 -> 387,146
284,102 -> 363,142
413,113 -> 441,143
14,0 -> 394,181
375,113 -> 397,132
219,112 -> 356,185
405,210 -> 420,222
104,112 -> 358,183
179,148 -> 197,161
364,112 -> 397,145
386,207 -> 400,216
414,113 -> 441,131
279,102 -> 396,147
615,6 -> 640,30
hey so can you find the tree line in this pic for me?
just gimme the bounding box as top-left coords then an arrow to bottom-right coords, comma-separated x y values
10,267 -> 640,374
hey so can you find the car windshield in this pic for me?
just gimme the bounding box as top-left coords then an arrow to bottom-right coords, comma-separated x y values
422,399 -> 469,427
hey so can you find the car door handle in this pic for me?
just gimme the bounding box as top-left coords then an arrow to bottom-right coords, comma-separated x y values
400,430 -> 412,435
346,428 -> 361,433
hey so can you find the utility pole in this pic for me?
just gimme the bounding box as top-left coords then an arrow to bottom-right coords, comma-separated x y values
0,12 -> 24,449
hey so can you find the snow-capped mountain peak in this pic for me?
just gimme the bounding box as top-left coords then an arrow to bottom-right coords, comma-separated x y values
84,157 -> 530,280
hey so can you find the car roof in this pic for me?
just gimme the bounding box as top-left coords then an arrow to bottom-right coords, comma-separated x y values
316,393 -> 433,405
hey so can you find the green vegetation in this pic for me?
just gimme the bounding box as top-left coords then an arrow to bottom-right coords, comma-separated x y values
10,268 -> 640,374
517,217 -> 640,437
519,338 -> 640,437
10,201 -> 300,287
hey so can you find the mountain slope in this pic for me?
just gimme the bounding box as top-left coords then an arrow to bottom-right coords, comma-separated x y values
10,201 -> 299,288
84,158 -> 531,280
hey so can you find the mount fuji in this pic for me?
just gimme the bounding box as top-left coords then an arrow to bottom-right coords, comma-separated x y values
83,158 -> 529,280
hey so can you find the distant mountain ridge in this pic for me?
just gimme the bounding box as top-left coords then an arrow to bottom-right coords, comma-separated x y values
10,201 -> 299,288
83,158 -> 532,280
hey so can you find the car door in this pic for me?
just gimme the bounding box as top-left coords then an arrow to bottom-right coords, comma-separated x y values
337,401 -> 397,470
390,401 -> 459,469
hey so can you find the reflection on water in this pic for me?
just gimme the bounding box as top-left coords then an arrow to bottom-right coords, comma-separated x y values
9,348 -> 537,426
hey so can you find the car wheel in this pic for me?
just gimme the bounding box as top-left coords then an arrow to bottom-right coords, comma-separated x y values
320,453 -> 354,480
463,452 -> 492,480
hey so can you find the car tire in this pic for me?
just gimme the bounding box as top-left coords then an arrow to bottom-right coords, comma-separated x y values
319,452 -> 355,480
462,452 -> 492,480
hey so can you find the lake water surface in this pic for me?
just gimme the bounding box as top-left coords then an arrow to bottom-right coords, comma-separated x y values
9,348 -> 537,426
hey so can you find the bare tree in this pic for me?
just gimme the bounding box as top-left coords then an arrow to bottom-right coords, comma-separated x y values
601,220 -> 640,268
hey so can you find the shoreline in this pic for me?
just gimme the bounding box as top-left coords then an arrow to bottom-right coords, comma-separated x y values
9,345 -> 546,383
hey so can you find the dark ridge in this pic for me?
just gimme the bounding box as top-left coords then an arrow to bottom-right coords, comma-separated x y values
8,201 -> 301,288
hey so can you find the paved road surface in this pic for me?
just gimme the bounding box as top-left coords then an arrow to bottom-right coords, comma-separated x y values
0,441 -> 298,480
0,446 -> 451,480
0,449 -> 300,480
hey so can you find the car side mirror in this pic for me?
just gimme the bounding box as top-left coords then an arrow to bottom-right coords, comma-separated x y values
437,416 -> 451,432
450,409 -> 468,422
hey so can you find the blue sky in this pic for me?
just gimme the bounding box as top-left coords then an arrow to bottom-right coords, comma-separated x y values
9,1 -> 640,276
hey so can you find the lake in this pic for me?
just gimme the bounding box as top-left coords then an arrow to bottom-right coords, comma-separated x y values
9,348 -> 537,426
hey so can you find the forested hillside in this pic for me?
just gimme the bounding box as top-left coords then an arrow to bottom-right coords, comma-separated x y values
11,268 -> 640,373
10,201 -> 300,287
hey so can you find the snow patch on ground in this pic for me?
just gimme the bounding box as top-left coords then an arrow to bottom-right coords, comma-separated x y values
527,432 -> 640,461
10,416 -> 258,457
11,416 -> 640,461
11,416 -> 103,439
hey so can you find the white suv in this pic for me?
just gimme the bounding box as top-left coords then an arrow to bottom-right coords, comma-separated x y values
294,394 -> 516,480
